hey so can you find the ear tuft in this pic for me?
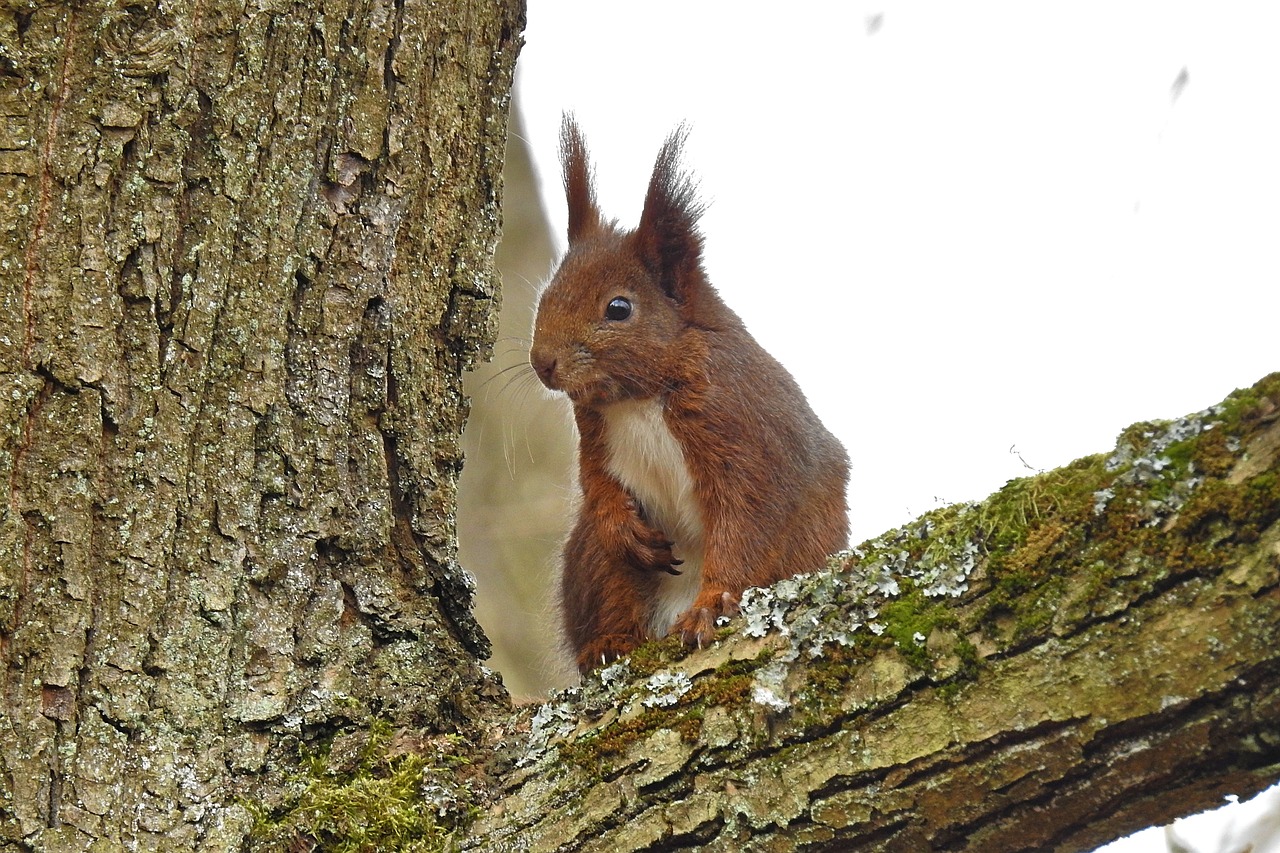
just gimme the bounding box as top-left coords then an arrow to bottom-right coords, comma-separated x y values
635,125 -> 706,300
560,114 -> 602,244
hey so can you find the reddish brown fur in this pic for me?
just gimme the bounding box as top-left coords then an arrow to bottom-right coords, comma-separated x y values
532,116 -> 850,674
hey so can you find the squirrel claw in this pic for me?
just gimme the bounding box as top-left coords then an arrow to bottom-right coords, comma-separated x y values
669,591 -> 740,650
622,516 -> 679,574
576,633 -> 643,674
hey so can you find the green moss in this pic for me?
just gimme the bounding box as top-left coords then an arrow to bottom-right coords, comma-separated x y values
967,375 -> 1280,653
796,644 -> 872,722
1217,377 -> 1271,424
985,457 -> 1102,543
558,706 -> 679,770
691,655 -> 757,701
1191,427 -> 1238,479
1171,471 -> 1280,558
248,721 -> 478,852
624,635 -> 687,677
843,455 -> 1110,654
800,646 -> 857,698
952,636 -> 981,680
822,380 -> 1276,674
879,584 -> 952,670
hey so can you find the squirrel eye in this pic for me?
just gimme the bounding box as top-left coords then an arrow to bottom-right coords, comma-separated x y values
605,297 -> 632,321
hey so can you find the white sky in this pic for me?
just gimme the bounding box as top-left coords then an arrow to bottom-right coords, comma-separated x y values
515,3 -> 1279,849
517,1 -> 1279,543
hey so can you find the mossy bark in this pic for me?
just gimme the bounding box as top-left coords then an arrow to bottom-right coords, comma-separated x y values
0,1 -> 523,850
467,374 -> 1280,852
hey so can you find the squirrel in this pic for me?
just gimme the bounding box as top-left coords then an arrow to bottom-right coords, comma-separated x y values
530,116 -> 850,674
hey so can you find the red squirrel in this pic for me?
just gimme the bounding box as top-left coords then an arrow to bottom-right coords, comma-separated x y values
530,116 -> 850,674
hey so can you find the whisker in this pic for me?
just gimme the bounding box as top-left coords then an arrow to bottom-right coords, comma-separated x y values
474,361 -> 537,397
473,342 -> 533,365
505,271 -> 553,301
501,367 -> 545,402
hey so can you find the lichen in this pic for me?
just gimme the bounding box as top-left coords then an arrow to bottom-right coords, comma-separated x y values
750,661 -> 792,712
642,672 -> 693,708
521,698 -> 580,767
1098,404 -> 1224,524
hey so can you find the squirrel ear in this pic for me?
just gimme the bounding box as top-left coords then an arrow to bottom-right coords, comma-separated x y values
635,125 -> 706,301
561,114 -> 602,244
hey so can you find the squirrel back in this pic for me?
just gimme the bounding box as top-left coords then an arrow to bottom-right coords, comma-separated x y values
531,116 -> 849,673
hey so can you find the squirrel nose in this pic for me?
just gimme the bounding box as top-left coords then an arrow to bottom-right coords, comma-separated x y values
531,352 -> 558,387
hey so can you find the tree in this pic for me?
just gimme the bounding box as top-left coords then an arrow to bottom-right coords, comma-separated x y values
4,3 -> 1278,851
0,1 -> 523,849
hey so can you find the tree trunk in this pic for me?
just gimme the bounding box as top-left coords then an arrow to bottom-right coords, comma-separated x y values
465,373 -> 1280,852
0,1 -> 523,850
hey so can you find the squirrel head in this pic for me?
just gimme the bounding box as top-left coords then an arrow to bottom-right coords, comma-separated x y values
530,116 -> 712,406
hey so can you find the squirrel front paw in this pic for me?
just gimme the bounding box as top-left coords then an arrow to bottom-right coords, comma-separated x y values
669,590 -> 740,649
576,634 -> 643,674
620,511 -> 682,575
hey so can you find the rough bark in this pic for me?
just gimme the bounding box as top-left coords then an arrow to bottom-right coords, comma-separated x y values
0,1 -> 523,850
465,374 -> 1280,852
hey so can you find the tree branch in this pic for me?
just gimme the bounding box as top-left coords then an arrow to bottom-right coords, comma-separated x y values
467,373 -> 1280,852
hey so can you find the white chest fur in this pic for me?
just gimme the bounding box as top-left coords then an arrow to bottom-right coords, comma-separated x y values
600,398 -> 705,635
